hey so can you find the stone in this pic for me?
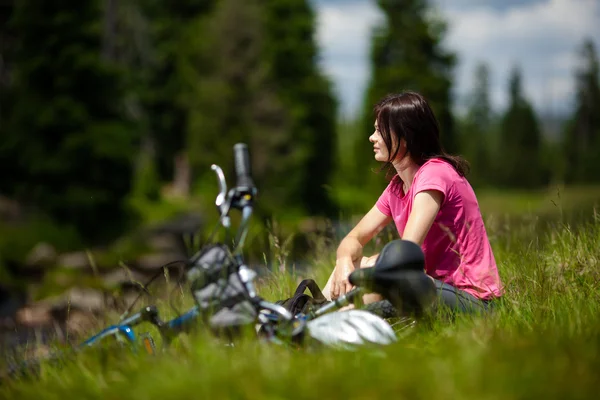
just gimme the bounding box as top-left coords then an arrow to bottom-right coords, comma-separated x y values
135,252 -> 187,271
15,304 -> 53,327
25,242 -> 58,266
65,309 -> 98,337
148,234 -> 180,252
65,287 -> 105,312
102,269 -> 148,288
57,252 -> 90,270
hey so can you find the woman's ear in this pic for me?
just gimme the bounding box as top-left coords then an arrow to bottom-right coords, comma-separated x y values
396,138 -> 408,160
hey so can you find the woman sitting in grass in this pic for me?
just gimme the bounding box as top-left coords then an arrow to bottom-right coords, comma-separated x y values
322,91 -> 504,314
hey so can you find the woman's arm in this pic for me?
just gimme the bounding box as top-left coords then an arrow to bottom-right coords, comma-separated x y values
402,190 -> 444,245
332,205 -> 392,298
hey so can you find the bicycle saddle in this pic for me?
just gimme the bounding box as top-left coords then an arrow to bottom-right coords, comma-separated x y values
375,239 -> 425,272
348,240 -> 435,316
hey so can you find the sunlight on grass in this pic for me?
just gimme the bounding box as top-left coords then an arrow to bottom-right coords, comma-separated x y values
2,193 -> 600,399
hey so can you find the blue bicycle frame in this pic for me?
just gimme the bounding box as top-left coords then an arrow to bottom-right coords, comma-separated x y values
78,305 -> 202,353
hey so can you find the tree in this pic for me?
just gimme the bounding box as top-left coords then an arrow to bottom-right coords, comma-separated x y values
356,0 -> 457,190
460,62 -> 493,187
497,66 -> 543,187
0,0 -> 138,242
140,0 -> 216,184
262,0 -> 338,216
562,38 -> 600,184
182,0 -> 287,210
0,0 -> 16,185
182,0 -> 338,217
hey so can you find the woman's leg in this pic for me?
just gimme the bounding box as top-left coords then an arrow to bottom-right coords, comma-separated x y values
432,279 -> 492,314
364,278 -> 494,318
321,269 -> 335,301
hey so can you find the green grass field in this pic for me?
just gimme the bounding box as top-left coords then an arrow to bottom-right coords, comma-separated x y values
1,188 -> 600,399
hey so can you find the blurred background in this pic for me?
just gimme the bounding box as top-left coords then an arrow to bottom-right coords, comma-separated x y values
0,0 -> 599,344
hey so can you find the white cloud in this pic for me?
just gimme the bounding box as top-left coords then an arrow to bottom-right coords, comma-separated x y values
315,0 -> 384,117
314,0 -> 600,117
440,0 -> 600,114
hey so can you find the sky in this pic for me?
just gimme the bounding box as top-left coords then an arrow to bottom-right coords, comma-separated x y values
311,0 -> 600,118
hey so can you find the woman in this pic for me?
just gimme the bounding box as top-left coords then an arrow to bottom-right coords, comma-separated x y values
323,91 -> 503,314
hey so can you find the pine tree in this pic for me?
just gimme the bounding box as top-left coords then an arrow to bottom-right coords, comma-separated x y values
182,0 -> 281,198
562,38 -> 600,184
497,66 -> 543,187
262,0 -> 338,216
141,0 -> 216,183
356,0 -> 456,190
1,0 -> 138,242
181,0 -> 337,217
0,0 -> 17,189
460,62 -> 493,187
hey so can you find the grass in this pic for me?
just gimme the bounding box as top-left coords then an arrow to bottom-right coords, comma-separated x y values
476,184 -> 600,217
2,193 -> 600,399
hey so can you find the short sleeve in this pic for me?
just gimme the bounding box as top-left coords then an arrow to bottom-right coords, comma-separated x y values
412,160 -> 455,203
375,182 -> 392,216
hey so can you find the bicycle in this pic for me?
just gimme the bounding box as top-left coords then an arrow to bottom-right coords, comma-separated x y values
3,143 -> 436,382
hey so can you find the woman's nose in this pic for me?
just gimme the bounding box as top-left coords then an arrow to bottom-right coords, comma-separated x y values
369,133 -> 376,143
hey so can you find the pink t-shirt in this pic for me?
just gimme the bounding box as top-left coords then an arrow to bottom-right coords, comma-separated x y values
375,158 -> 503,300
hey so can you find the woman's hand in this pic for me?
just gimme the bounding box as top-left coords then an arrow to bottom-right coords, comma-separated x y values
330,204 -> 391,299
331,256 -> 359,299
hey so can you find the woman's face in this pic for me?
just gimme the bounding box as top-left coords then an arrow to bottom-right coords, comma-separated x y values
369,120 -> 402,162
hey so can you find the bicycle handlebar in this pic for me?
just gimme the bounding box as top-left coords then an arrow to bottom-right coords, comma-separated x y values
233,143 -> 254,192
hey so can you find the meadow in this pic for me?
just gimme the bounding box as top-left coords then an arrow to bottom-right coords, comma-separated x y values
1,186 -> 599,400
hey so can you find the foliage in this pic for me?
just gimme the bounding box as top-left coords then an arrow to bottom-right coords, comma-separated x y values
0,0 -> 140,243
561,38 -> 600,184
141,0 -> 216,182
495,66 -> 545,188
185,0 -> 338,217
183,0 -> 291,213
263,0 -> 338,216
0,0 -> 338,249
459,62 -> 495,188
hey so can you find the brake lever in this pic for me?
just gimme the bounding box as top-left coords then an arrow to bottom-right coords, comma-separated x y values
211,164 -> 227,212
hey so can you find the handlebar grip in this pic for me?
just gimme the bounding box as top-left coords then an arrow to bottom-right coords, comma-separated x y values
233,143 -> 255,191
348,267 -> 375,288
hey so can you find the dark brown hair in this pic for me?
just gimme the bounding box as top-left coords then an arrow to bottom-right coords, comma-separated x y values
374,91 -> 469,187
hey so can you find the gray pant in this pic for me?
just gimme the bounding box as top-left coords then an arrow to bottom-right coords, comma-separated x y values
364,279 -> 498,318
433,279 -> 496,314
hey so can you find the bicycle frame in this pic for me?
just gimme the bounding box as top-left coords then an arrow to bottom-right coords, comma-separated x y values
78,305 -> 202,354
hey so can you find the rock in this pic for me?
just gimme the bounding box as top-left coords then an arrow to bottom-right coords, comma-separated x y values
0,195 -> 22,222
25,242 -> 57,266
65,287 -> 106,312
298,217 -> 333,235
15,304 -> 53,327
148,234 -> 181,252
57,251 -> 90,270
149,212 -> 203,236
40,287 -> 106,314
102,269 -> 148,288
135,252 -> 187,271
65,309 -> 98,337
